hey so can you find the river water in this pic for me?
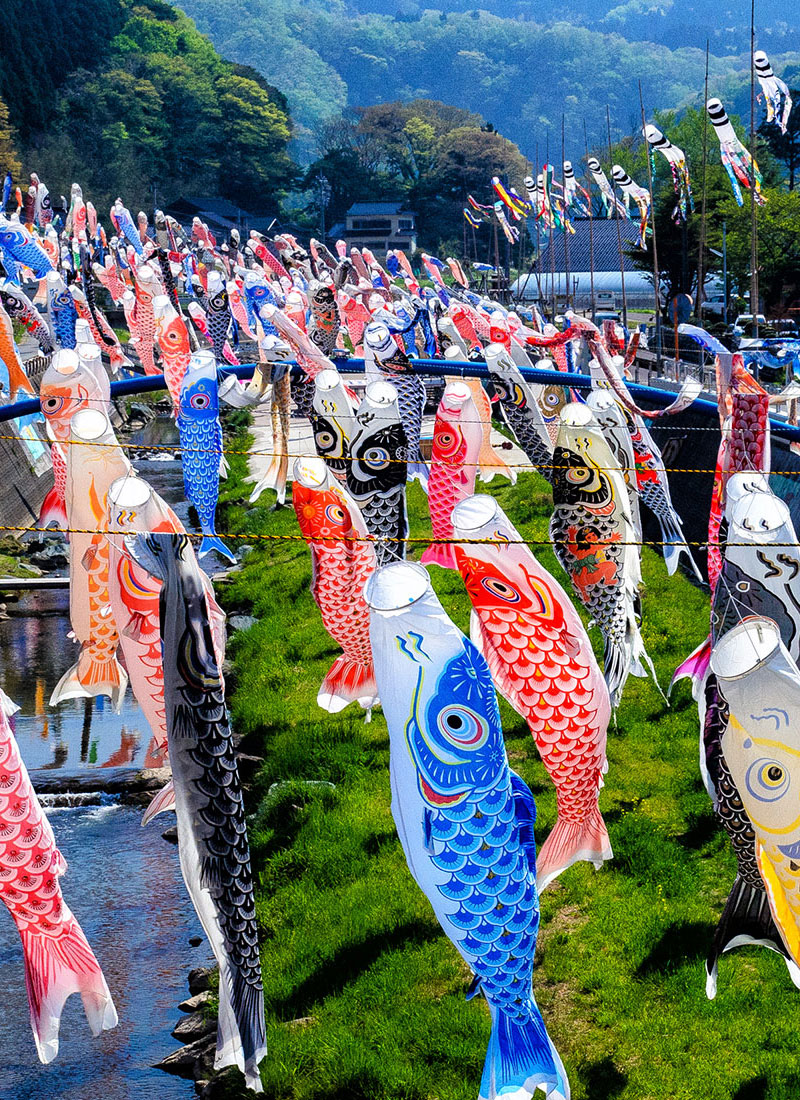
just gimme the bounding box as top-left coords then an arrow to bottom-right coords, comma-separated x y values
0,429 -> 209,1099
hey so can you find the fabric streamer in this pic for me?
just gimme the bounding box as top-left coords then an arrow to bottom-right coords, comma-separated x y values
644,124 -> 693,221
452,494 -> 612,888
707,98 -> 766,207
292,456 -> 378,713
755,50 -> 793,134
366,561 -> 569,1100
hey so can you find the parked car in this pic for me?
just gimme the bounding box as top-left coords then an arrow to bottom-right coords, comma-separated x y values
592,310 -> 621,326
699,294 -> 726,317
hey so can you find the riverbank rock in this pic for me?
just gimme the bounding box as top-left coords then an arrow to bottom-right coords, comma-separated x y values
178,991 -> 211,1013
188,967 -> 214,995
30,765 -> 171,805
29,541 -> 68,571
172,1010 -> 215,1043
155,1032 -> 215,1080
228,614 -> 257,632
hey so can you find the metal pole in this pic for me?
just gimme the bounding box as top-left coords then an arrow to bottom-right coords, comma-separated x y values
695,41 -> 710,316
723,221 -> 728,325
640,82 -> 662,376
750,0 -> 760,335
583,120 -> 596,321
562,114 -> 571,311
607,105 -> 628,328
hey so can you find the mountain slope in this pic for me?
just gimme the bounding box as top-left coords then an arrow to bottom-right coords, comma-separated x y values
175,0 -> 800,159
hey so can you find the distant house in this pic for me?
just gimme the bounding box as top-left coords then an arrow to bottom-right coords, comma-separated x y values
329,201 -> 417,255
165,196 -> 277,238
512,217 -> 654,308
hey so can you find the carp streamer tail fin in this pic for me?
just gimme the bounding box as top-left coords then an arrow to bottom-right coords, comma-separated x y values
536,805 -> 613,891
37,485 -> 67,529
142,778 -> 176,825
49,651 -> 128,713
198,533 -> 236,564
214,967 -> 266,1094
670,636 -> 711,702
705,875 -> 800,998
477,442 -> 517,485
408,459 -> 430,491
247,453 -> 288,506
420,540 -> 458,570
20,913 -> 117,1064
479,998 -> 569,1100
657,509 -> 704,582
318,655 -> 378,713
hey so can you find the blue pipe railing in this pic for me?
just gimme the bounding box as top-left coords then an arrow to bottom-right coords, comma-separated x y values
2,357 -> 799,443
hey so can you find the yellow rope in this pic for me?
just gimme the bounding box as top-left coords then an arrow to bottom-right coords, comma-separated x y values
4,523 -> 796,550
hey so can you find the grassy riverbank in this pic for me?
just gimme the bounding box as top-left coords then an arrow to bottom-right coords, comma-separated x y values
214,423 -> 800,1100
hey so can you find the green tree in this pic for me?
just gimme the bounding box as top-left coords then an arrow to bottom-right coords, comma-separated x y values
710,189 -> 800,312
0,96 -> 22,182
18,0 -> 296,215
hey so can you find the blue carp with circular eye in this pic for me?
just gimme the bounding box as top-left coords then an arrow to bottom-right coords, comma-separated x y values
177,353 -> 234,562
0,216 -> 53,278
385,615 -> 569,1100
243,275 -> 278,337
50,283 -> 78,350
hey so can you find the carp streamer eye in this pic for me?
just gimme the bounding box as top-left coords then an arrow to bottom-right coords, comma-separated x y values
324,503 -> 346,525
315,430 -> 335,450
481,576 -> 520,603
567,465 -> 591,485
511,383 -> 526,407
736,580 -> 751,593
437,705 -> 488,748
190,391 -> 211,410
746,758 -> 789,802
42,395 -> 64,414
434,427 -> 460,458
363,446 -> 390,471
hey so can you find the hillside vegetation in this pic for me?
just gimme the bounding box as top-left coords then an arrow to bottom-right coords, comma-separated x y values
175,0 -> 800,156
0,0 -> 295,214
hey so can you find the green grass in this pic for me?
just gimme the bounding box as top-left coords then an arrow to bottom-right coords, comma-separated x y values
210,422 -> 800,1100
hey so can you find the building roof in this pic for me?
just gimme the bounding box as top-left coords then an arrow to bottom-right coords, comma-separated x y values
169,195 -> 244,218
346,201 -> 413,217
535,217 -> 643,274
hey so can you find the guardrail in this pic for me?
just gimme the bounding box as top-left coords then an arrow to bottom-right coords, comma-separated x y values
4,356 -> 800,444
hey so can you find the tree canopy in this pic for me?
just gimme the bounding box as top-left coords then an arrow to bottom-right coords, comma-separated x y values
7,0 -> 295,215
300,99 -> 528,248
176,0 -> 800,161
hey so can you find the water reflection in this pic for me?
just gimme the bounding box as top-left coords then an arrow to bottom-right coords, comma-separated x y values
0,806 -> 202,1100
0,418 -> 205,1098
0,421 -> 191,772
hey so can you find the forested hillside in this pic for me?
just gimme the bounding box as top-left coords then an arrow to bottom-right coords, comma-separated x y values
0,0 -> 295,214
175,0 -> 800,157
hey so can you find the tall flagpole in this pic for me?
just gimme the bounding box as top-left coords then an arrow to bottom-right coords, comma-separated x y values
750,0 -> 760,335
583,119 -> 596,320
695,41 -> 710,317
640,82 -> 662,376
607,105 -> 628,328
562,114 -> 571,310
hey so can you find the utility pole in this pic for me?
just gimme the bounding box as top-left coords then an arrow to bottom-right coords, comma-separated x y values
584,120 -> 596,321
695,41 -> 710,317
640,82 -> 662,375
607,105 -> 628,328
750,0 -> 760,334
